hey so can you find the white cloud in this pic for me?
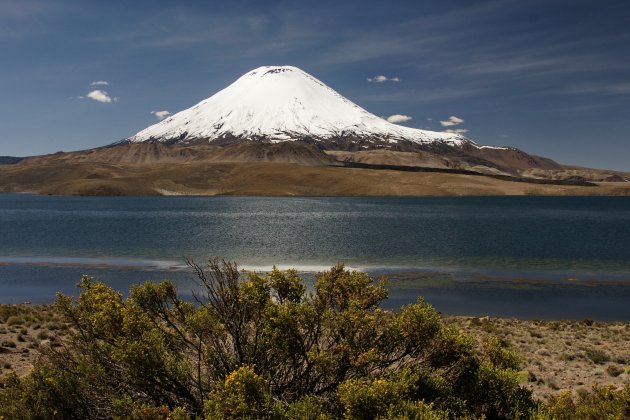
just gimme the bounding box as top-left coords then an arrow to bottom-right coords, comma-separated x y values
90,80 -> 109,86
445,128 -> 469,134
151,110 -> 171,120
367,75 -> 400,83
86,89 -> 113,103
387,114 -> 412,123
440,115 -> 464,127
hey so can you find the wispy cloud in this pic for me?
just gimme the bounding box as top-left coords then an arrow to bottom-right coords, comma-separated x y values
357,87 -> 481,104
367,75 -> 400,83
90,80 -> 109,86
312,2 -> 630,106
556,82 -> 630,96
88,10 -> 339,81
0,0 -> 50,19
94,8 -> 322,60
151,110 -> 171,120
445,128 -> 469,135
0,0 -> 69,39
386,114 -> 412,123
440,116 -> 464,127
440,116 -> 468,135
86,90 -> 114,103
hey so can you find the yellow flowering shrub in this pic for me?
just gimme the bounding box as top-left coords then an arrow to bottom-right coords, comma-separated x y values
204,366 -> 270,419
0,260 -> 546,419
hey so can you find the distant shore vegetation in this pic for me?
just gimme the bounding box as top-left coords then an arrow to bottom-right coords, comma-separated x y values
0,260 -> 628,419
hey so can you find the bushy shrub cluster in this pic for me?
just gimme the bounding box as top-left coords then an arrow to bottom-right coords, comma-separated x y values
538,384 -> 630,419
1,260 -> 537,419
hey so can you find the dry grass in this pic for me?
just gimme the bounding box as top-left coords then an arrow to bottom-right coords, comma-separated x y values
3,142 -> 628,196
0,305 -> 69,377
2,160 -> 629,197
448,316 -> 630,400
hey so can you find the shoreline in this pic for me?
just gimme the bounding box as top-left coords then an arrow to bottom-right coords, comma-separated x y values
3,191 -> 630,198
2,263 -> 630,320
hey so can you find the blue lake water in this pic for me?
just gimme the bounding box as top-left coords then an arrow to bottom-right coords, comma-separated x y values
1,194 -> 629,320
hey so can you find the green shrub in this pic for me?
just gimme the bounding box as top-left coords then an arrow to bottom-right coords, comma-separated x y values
0,261 -> 536,419
585,348 -> 610,364
339,372 -> 414,419
280,395 -> 331,420
606,364 -> 624,377
0,306 -> 20,323
381,400 -> 449,420
538,384 -> 630,419
204,365 -> 270,419
1,340 -> 16,348
6,316 -> 23,326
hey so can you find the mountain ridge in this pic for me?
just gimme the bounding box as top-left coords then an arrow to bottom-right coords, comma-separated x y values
0,156 -> 24,165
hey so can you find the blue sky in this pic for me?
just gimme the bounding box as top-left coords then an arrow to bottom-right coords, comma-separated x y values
1,0 -> 629,170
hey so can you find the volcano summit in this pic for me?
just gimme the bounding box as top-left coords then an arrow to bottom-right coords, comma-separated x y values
119,65 -> 567,176
124,65 -> 477,149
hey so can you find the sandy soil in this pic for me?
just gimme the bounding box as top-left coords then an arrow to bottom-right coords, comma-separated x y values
1,304 -> 628,401
0,305 -> 69,378
449,316 -> 630,400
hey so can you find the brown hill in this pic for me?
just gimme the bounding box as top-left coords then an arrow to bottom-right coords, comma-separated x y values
204,141 -> 337,165
521,166 -> 630,183
3,141 -> 628,197
326,149 -> 510,176
18,142 -> 337,166
2,159 -> 630,197
457,143 -> 563,172
16,141 -> 571,177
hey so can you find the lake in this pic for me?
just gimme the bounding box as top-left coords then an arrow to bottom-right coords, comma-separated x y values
1,194 -> 629,320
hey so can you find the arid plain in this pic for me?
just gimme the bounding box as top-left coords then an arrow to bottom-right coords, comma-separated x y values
2,142 -> 629,197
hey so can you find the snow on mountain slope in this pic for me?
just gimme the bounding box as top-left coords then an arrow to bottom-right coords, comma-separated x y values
126,66 -> 479,147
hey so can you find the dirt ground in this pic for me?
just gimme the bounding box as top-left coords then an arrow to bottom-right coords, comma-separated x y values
449,316 -> 630,400
0,305 -> 69,378
1,304 -> 628,402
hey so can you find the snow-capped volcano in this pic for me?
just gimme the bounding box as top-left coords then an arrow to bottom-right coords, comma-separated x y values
125,66 -> 475,147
